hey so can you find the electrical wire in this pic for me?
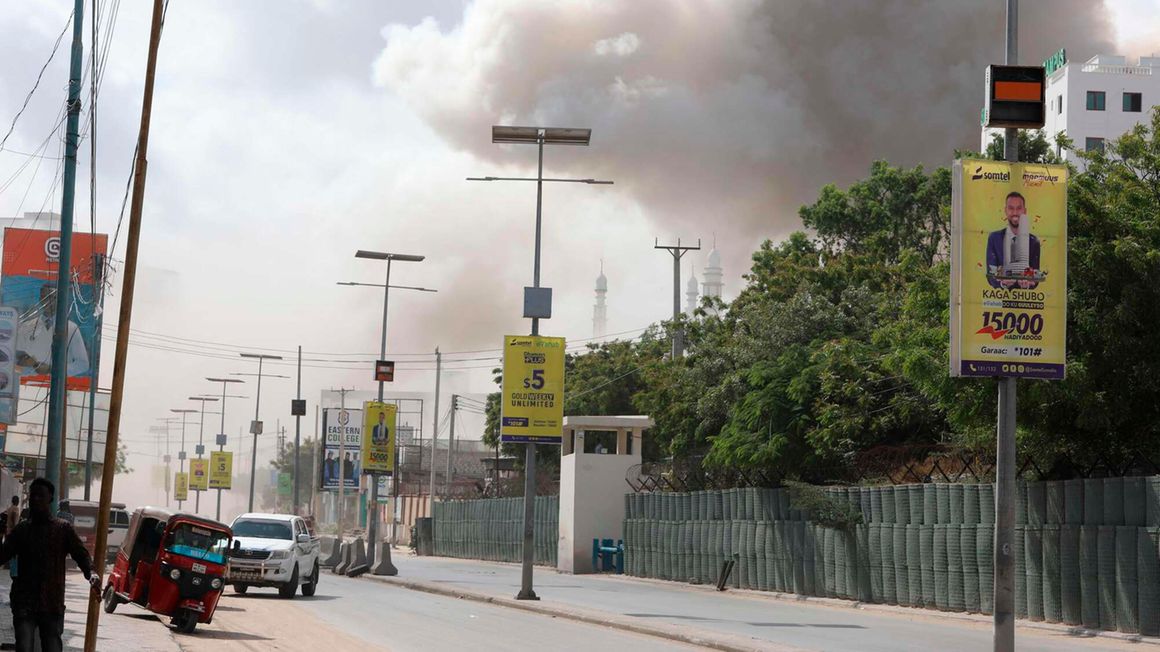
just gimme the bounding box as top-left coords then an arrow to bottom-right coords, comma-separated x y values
0,11 -> 73,154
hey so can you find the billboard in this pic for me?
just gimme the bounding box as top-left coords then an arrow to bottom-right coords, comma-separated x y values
0,307 -> 17,424
361,401 -> 396,474
500,335 -> 565,444
320,407 -> 361,490
951,159 -> 1067,379
209,451 -> 232,490
189,458 -> 208,491
175,472 -> 188,502
0,228 -> 108,393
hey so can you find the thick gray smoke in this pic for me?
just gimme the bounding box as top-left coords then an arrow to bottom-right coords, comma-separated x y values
374,0 -> 1116,251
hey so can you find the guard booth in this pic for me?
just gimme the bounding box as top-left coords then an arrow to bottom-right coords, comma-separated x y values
557,415 -> 652,574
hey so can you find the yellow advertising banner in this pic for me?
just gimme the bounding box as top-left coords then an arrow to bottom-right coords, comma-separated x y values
189,459 -> 209,491
209,451 -> 233,490
174,472 -> 189,502
362,401 -> 396,474
500,335 -> 565,444
951,159 -> 1067,379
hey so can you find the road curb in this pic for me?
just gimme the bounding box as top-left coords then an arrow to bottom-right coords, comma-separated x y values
361,573 -> 801,652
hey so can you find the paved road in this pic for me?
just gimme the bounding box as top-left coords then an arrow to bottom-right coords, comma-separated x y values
383,555 -> 1142,652
176,571 -> 697,652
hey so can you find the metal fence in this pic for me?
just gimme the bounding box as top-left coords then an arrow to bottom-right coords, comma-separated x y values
623,478 -> 1160,634
432,496 -> 559,567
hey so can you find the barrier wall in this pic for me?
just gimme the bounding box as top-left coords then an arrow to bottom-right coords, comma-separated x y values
432,496 -> 559,567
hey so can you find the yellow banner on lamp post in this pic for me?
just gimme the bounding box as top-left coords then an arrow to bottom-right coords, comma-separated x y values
209,451 -> 233,490
189,459 -> 209,491
174,472 -> 189,502
362,402 -> 396,473
500,335 -> 565,444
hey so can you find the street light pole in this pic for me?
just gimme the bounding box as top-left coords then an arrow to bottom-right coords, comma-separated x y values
189,396 -> 218,514
207,377 -> 245,521
238,353 -> 285,512
171,409 -> 196,510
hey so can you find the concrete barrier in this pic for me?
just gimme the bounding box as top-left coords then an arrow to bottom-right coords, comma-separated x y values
319,536 -> 340,567
372,541 -> 398,576
345,538 -> 369,577
333,542 -> 352,575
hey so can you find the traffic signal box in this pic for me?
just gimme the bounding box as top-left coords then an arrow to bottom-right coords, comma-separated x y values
984,65 -> 1046,129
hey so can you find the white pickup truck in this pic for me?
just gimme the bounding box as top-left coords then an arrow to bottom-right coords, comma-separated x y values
226,513 -> 321,599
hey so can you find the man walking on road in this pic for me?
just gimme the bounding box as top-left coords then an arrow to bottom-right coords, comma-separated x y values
0,478 -> 100,652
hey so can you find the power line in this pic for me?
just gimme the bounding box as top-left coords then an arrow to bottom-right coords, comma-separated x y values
0,11 -> 73,154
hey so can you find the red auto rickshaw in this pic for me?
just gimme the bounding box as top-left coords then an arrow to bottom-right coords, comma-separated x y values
102,507 -> 233,633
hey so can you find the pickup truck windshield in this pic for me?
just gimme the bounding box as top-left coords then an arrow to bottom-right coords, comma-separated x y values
233,520 -> 292,540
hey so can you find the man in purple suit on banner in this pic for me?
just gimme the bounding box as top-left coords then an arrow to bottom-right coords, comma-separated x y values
986,191 -> 1040,289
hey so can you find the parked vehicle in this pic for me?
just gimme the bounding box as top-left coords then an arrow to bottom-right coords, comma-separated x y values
102,507 -> 233,634
227,513 -> 320,599
106,505 -> 131,561
58,499 -> 128,562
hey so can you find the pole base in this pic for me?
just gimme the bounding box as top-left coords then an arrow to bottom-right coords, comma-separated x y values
515,589 -> 540,601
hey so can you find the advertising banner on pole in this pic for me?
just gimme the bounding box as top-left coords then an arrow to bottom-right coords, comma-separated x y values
500,335 -> 565,444
320,408 -> 361,490
174,472 -> 188,502
189,458 -> 208,491
277,472 -> 291,497
0,307 -> 17,425
0,228 -> 108,392
951,159 -> 1067,379
208,451 -> 232,490
361,401 -> 396,474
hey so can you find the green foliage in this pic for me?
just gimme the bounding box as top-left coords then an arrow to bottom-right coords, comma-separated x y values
784,481 -> 863,530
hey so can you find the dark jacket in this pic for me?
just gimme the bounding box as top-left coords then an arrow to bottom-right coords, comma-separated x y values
0,517 -> 93,615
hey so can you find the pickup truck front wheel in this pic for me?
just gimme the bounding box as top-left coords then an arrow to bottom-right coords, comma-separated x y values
301,560 -> 319,597
278,564 -> 298,599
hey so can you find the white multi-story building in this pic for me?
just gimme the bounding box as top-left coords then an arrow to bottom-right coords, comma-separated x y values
982,52 -> 1160,167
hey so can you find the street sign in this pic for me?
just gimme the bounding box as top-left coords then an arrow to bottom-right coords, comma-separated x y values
291,399 -> 306,416
195,444 -> 205,456
215,434 -> 227,446
374,360 -> 395,382
209,451 -> 233,489
189,459 -> 209,491
178,451 -> 186,461
174,472 -> 189,501
277,472 -> 292,497
500,335 -> 565,444
250,420 -> 263,435
362,401 -> 396,473
983,65 -> 1046,129
950,159 -> 1068,379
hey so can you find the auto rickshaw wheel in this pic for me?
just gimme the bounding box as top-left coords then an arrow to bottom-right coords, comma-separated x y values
173,609 -> 198,634
102,586 -> 118,614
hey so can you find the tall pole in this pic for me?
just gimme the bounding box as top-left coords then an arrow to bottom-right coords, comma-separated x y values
444,395 -> 457,495
336,388 -> 349,537
45,0 -> 87,513
84,254 -> 104,500
196,400 -> 205,513
369,259 -> 391,555
427,349 -> 441,506
177,410 -> 188,509
214,380 -> 230,521
654,240 -> 701,358
84,0 -> 99,502
248,357 -> 264,512
994,3 -> 1019,652
84,2 -> 163,648
294,345 -> 302,514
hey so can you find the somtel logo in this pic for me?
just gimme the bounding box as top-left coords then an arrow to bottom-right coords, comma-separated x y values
44,236 -> 60,261
970,166 -> 1011,182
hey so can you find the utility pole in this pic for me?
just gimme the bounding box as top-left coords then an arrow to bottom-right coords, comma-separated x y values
239,353 -> 285,512
444,395 -> 457,496
994,3 -> 1019,652
84,254 -> 104,500
171,408 -> 196,509
294,345 -> 302,514
332,387 -> 353,538
189,396 -> 217,515
84,2 -> 164,648
654,238 -> 701,359
427,349 -> 441,507
45,0 -> 87,512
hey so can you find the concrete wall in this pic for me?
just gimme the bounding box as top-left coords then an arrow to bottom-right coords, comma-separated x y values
558,427 -> 642,574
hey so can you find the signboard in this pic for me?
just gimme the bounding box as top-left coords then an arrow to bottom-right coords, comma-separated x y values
377,475 -> 391,503
1044,48 -> 1067,76
983,65 -> 1046,129
208,451 -> 232,489
374,360 -> 394,382
277,472 -> 292,497
250,420 -> 263,435
189,458 -> 209,491
174,472 -> 189,501
0,228 -> 108,392
951,159 -> 1067,379
291,399 -> 306,416
500,335 -> 565,444
362,401 -> 396,474
0,307 -> 17,424
320,408 -> 361,490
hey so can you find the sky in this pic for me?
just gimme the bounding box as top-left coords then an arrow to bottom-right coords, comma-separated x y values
0,0 -> 1156,516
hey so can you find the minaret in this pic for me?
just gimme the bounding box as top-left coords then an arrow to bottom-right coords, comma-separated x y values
703,242 -> 724,301
593,262 -> 607,339
685,267 -> 699,315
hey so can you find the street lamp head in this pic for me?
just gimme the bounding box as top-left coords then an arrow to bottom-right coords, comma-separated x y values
170,409 -> 197,414
355,250 -> 425,263
492,125 -> 591,146
189,396 -> 219,402
206,377 -> 245,384
239,353 -> 283,361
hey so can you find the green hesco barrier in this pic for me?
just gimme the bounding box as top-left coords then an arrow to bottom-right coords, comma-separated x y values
909,486 -> 924,526
961,525 -> 979,613
979,483 -> 995,526
934,525 -> 949,610
721,489 -> 733,521
1084,479 -> 1104,526
813,524 -> 827,597
1138,528 -> 1160,636
936,484 -> 951,525
731,521 -> 743,588
947,524 -> 965,612
895,486 -> 910,526
847,488 -> 862,526
756,522 -> 769,591
860,488 -> 872,525
962,485 -> 980,526
1116,525 -> 1139,634
743,488 -> 756,521
1098,526 -> 1117,631
794,521 -> 809,595
1060,524 -> 1082,626
1124,477 -> 1146,527
746,521 -> 759,589
1016,481 -> 1028,525
977,524 -> 995,615
1104,478 -> 1125,527
1065,479 -> 1084,525
882,521 -> 897,604
778,490 -> 792,523
845,529 -> 860,600
1025,526 -> 1044,621
783,519 -> 796,592
1042,524 -> 1062,623
923,484 -> 937,526
869,523 -> 884,601
1015,524 -> 1027,618
906,525 -> 922,607
949,484 -> 964,525
834,527 -> 848,598
881,487 -> 896,525
772,520 -> 786,592
856,524 -> 872,602
1046,481 -> 1065,525
1148,479 -> 1160,528
920,525 -> 935,607
1027,482 -> 1047,527
870,487 -> 883,524
823,527 -> 837,598
1080,525 -> 1100,629
802,523 -> 817,597
894,525 -> 909,606
711,490 -> 724,521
